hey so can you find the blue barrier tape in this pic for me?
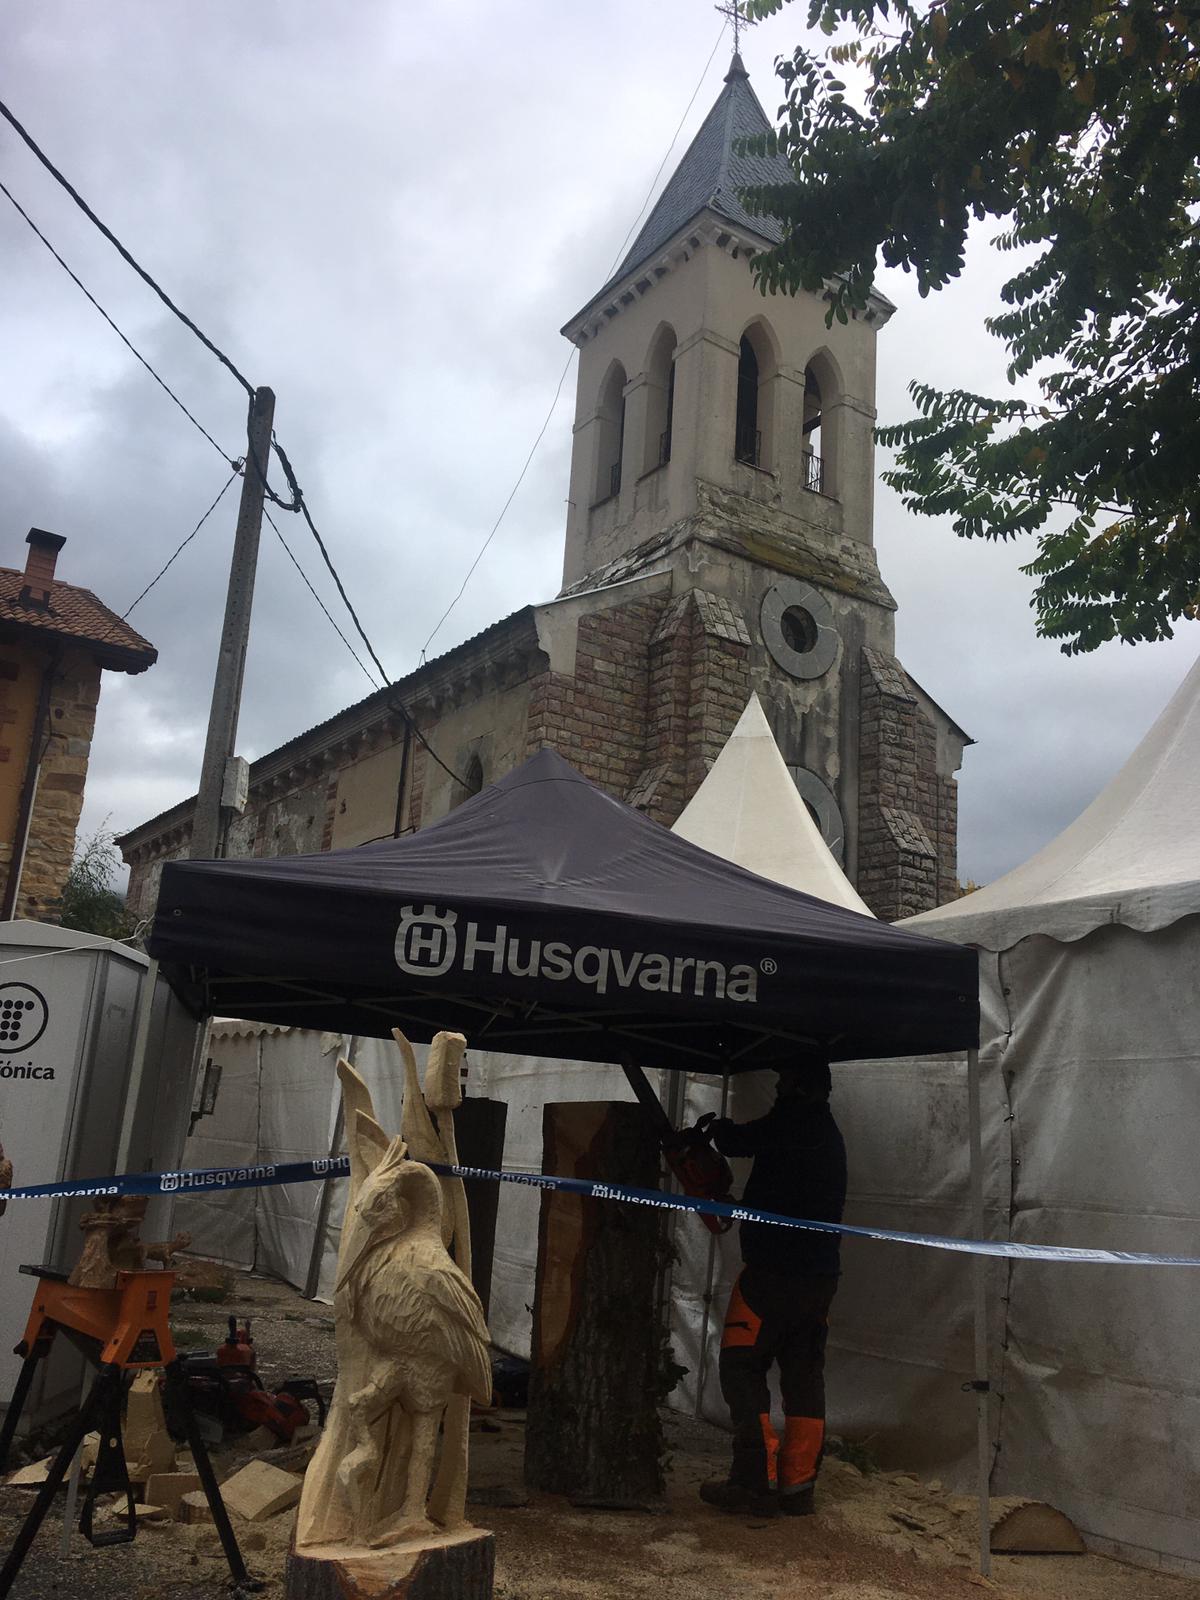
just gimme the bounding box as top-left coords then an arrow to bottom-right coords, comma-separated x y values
3,1156 -> 1198,1268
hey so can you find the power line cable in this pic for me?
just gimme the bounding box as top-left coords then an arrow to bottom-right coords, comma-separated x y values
0,120 -> 462,781
603,22 -> 728,279
0,167 -> 381,692
0,99 -> 469,788
418,351 -> 576,663
2,85 -> 628,794
0,93 -> 255,397
268,439 -> 471,791
264,506 -> 380,691
269,439 -> 390,685
415,20 -> 729,663
123,468 -> 241,618
0,177 -> 238,471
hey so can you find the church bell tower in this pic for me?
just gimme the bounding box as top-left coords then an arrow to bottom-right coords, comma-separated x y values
557,54 -> 968,916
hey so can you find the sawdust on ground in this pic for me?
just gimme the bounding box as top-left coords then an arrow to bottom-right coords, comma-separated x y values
481,1409 -> 1200,1600
2,1269 -> 1197,1600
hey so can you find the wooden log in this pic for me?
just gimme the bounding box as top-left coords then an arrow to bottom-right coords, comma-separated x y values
524,1101 -> 671,1507
285,1529 -> 494,1600
990,1498 -> 1086,1553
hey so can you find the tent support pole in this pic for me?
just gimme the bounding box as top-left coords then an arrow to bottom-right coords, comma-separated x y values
115,957 -> 159,1174
693,1070 -> 731,1418
967,1046 -> 991,1578
303,1035 -> 357,1300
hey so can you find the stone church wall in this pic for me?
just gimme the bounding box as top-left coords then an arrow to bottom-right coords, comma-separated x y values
123,585 -> 957,926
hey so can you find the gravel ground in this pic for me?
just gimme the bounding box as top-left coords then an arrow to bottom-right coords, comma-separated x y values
2,1268 -> 1197,1600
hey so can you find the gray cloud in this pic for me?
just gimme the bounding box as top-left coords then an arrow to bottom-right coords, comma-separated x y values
1,0 -> 1193,895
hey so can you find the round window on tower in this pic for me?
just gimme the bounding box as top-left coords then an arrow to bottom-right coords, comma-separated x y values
779,605 -> 819,657
786,766 -> 845,863
760,580 -> 838,680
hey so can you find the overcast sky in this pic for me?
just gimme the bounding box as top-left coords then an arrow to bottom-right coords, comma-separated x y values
1,0 -> 1195,889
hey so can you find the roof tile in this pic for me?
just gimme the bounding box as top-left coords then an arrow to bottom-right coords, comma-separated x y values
0,568 -> 157,671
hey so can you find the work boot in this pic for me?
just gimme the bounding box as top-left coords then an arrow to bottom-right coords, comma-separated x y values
699,1477 -> 778,1517
700,1414 -> 779,1517
779,1483 -> 815,1517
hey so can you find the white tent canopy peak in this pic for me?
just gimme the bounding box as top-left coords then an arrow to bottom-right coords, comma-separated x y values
908,649 -> 1200,949
671,693 -> 874,916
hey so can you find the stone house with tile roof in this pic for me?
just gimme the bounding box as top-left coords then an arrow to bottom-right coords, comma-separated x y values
0,528 -> 156,920
119,55 -> 969,924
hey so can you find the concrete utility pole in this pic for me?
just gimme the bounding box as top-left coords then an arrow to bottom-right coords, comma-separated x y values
190,385 -> 275,860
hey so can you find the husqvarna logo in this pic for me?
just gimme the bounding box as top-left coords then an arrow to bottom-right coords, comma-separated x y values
392,904 -> 763,1005
395,904 -> 459,978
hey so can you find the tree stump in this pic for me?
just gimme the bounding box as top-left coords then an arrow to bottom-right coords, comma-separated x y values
524,1101 -> 674,1507
285,1529 -> 494,1600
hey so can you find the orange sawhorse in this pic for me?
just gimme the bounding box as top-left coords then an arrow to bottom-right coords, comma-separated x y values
0,1264 -> 261,1598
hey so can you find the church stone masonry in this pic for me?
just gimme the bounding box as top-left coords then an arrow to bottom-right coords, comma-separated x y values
120,55 -> 968,925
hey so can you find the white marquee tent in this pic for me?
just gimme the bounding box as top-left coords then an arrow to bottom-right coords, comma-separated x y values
829,651 -> 1200,1573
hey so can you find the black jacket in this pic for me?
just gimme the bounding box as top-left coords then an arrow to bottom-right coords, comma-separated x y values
712,1096 -> 847,1277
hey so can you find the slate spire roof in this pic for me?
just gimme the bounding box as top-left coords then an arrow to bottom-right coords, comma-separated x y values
613,53 -> 793,284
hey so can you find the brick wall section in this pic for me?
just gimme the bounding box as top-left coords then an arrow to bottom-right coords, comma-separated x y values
519,590 -> 750,828
857,647 -> 940,921
524,599 -> 666,795
639,596 -> 694,822
17,648 -> 101,921
685,595 -> 751,807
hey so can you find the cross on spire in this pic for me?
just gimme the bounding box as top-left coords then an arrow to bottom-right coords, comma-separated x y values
714,0 -> 754,54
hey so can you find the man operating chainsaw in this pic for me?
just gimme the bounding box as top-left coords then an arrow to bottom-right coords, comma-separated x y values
699,1060 -> 846,1519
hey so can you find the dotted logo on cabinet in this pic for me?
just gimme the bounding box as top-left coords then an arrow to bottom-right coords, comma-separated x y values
0,984 -> 49,1053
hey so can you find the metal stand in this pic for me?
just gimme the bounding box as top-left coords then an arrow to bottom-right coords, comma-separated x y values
164,1360 -> 259,1589
0,1267 -> 263,1598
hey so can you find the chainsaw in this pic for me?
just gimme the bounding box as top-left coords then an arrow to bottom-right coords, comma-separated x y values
170,1316 -> 323,1444
621,1064 -> 734,1235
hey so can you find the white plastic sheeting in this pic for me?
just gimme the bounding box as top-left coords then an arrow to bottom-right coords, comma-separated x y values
176,1027 -> 410,1298
829,651 -> 1200,1573
830,923 -> 1200,1572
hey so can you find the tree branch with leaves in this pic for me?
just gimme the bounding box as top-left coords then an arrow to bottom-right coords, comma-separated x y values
59,826 -> 135,940
740,0 -> 1200,652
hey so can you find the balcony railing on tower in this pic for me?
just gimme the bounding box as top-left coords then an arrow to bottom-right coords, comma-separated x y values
608,460 -> 622,499
658,428 -> 672,467
735,426 -> 762,468
802,450 -> 825,494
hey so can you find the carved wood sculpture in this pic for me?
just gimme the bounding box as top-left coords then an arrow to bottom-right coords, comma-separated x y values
395,1028 -> 472,1529
67,1195 -> 191,1290
295,1056 -> 491,1553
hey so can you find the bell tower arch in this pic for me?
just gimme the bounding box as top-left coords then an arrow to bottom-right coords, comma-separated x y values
561,55 -> 893,591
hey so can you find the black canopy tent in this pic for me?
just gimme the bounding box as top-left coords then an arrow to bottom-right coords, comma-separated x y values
149,749 -> 978,1070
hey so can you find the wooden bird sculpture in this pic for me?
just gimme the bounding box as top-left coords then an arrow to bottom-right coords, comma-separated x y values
395,1027 -> 473,1528
296,1057 -> 491,1552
